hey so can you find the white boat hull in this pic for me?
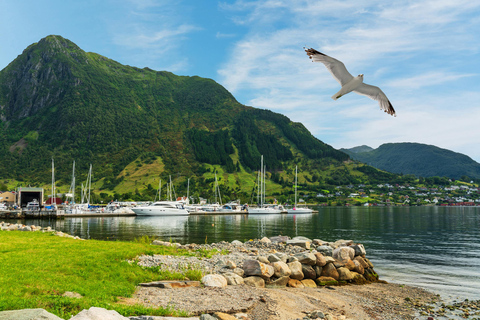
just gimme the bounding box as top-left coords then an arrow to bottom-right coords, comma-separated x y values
248,207 -> 282,214
132,207 -> 189,216
287,207 -> 313,214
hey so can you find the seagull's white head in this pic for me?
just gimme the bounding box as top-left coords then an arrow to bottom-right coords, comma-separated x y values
359,74 -> 364,78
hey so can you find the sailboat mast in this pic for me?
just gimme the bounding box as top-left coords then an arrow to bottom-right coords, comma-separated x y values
260,155 -> 264,207
294,165 -> 298,208
51,158 -> 55,205
71,161 -> 75,203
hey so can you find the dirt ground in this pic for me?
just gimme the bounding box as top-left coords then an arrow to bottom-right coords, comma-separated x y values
132,282 -> 440,320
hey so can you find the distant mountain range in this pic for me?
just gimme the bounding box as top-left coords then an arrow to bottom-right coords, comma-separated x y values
341,143 -> 480,179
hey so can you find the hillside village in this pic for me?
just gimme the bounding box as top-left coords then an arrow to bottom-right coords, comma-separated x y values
300,181 -> 480,207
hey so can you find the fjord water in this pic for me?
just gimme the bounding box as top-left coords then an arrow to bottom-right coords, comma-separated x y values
25,206 -> 480,302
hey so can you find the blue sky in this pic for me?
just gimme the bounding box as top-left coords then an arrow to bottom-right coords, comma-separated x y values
1,0 -> 480,162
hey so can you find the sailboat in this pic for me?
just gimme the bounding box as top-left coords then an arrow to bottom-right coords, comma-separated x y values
248,155 -> 282,214
287,166 -> 313,214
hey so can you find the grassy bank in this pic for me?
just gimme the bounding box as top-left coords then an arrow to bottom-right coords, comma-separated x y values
0,231 -> 213,318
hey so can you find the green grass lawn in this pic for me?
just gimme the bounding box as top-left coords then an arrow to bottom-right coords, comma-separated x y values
0,231 -> 214,318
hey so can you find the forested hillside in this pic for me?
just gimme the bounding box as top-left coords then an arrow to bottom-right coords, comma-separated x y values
0,35 -> 403,203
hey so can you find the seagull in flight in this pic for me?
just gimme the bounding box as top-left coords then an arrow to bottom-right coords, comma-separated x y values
305,48 -> 396,117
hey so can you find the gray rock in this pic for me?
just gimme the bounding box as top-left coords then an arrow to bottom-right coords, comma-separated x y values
292,236 -> 312,242
286,239 -> 310,249
222,272 -> 244,286
332,246 -> 355,263
269,235 -> 290,243
294,252 -> 316,265
233,268 -> 244,277
301,264 -> 317,280
0,308 -> 63,320
353,259 -> 365,274
272,261 -> 291,278
321,263 -> 339,280
267,254 -> 281,263
70,307 -> 129,320
313,265 -> 323,278
231,240 -> 244,246
275,252 -> 289,263
286,256 -> 298,263
351,244 -> 366,256
287,261 -> 304,280
225,260 -> 236,269
266,276 -> 290,288
201,274 -> 227,288
331,239 -> 353,248
354,256 -> 369,269
316,245 -> 333,257
312,239 -> 327,246
242,259 -> 274,278
200,315 -> 217,320
259,236 -> 271,244
256,256 -> 269,264
244,276 -> 265,288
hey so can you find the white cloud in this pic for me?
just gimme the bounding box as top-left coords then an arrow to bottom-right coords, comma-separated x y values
217,0 -> 480,161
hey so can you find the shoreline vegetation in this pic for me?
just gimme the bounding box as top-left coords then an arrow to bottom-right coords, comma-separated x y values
1,224 -> 479,320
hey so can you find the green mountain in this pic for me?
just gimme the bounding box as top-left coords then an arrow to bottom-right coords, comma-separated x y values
0,35 -> 402,202
341,143 -> 480,179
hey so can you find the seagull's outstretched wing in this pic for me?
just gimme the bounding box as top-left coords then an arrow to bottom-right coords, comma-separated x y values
305,48 -> 353,86
354,83 -> 396,116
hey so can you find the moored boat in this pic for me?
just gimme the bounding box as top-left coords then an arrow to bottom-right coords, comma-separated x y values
132,201 -> 189,216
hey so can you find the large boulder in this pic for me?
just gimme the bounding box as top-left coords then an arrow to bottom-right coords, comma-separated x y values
333,246 -> 355,263
70,307 -> 129,320
315,276 -> 338,286
243,259 -> 274,278
302,265 -> 317,280
266,276 -> 290,288
313,265 -> 323,278
337,267 -> 354,281
351,244 -> 366,256
287,279 -> 305,288
345,259 -> 356,271
354,256 -> 369,269
353,260 -> 365,275
316,245 -> 333,257
301,279 -> 317,288
202,274 -> 228,288
321,263 -> 339,280
222,272 -> 244,286
267,254 -> 282,263
314,252 -> 327,267
0,309 -> 63,320
272,261 -> 291,278
286,239 -> 310,249
244,276 -> 265,288
287,261 -> 304,280
270,235 -> 290,243
294,252 -> 316,265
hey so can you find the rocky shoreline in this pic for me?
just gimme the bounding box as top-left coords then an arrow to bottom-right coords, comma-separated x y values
2,222 -> 480,319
